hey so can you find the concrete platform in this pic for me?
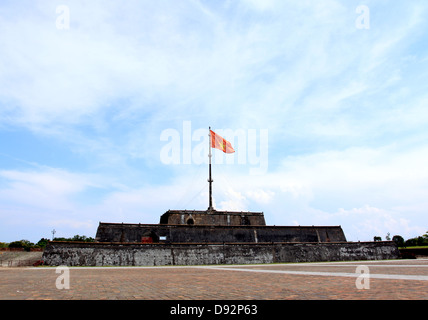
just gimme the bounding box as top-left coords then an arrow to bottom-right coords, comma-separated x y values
1,259 -> 427,300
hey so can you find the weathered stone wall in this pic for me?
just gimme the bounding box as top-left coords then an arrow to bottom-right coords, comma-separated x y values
95,223 -> 347,243
42,241 -> 399,266
159,210 -> 266,226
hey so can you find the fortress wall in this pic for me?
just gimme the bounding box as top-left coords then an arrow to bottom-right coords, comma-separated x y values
159,210 -> 267,226
42,241 -> 399,266
95,223 -> 347,243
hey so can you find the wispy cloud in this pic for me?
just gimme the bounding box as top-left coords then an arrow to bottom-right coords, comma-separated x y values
0,1 -> 427,242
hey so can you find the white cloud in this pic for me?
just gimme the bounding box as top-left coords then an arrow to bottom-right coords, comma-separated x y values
217,187 -> 247,211
196,144 -> 428,240
0,167 -> 103,240
0,1 -> 427,244
331,205 -> 425,242
1,141 -> 427,242
0,168 -> 96,208
246,189 -> 275,204
1,0 -> 425,158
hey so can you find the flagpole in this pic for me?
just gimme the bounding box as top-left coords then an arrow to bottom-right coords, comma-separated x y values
208,127 -> 214,212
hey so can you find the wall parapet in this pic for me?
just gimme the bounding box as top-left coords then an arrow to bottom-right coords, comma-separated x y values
95,223 -> 347,243
42,241 -> 399,266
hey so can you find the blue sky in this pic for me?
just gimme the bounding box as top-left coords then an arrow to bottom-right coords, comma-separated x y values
1,0 -> 427,243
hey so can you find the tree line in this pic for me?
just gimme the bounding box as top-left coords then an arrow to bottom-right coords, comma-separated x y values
374,231 -> 428,248
0,235 -> 95,251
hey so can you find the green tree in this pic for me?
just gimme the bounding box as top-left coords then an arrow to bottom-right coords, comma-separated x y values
405,237 -> 417,247
8,240 -> 35,251
36,238 -> 50,248
422,232 -> 428,244
53,235 -> 94,242
417,236 -> 425,246
404,232 -> 428,247
392,235 -> 404,247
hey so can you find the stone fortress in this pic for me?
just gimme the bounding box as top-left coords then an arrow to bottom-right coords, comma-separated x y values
42,129 -> 399,266
95,210 -> 347,244
42,208 -> 399,266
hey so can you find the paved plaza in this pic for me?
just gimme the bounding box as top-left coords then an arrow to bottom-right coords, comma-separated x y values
0,259 -> 427,300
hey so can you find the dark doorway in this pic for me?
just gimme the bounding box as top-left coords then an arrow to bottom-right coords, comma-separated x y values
240,216 -> 250,226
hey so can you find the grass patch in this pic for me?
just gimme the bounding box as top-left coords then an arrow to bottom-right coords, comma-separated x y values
399,246 -> 428,249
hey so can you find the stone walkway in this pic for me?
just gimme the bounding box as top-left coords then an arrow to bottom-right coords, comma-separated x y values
1,259 -> 427,300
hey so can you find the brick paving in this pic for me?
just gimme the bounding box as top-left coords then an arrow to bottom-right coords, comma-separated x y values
0,259 -> 427,300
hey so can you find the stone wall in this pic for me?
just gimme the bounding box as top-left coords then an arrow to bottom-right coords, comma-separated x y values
399,247 -> 428,258
95,223 -> 347,243
159,210 -> 266,226
42,241 -> 399,266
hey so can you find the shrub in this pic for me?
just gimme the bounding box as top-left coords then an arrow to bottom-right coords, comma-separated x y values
392,235 -> 404,247
36,238 -> 50,249
8,240 -> 35,251
53,235 -> 95,242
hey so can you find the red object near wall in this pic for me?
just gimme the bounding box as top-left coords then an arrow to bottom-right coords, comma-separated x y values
141,236 -> 153,243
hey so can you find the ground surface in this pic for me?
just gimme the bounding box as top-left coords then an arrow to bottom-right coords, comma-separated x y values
0,259 -> 427,300
0,251 -> 43,267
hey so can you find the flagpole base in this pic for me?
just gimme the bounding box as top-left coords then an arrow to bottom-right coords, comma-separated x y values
207,207 -> 216,213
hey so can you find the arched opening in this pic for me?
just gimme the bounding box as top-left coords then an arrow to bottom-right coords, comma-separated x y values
187,218 -> 194,225
240,215 -> 250,226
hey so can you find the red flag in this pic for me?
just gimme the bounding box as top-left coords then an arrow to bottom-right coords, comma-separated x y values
210,130 -> 235,153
